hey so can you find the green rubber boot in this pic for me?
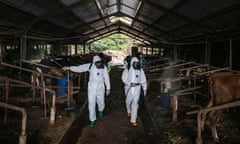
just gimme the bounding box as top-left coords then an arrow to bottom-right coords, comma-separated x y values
98,111 -> 104,119
90,120 -> 96,128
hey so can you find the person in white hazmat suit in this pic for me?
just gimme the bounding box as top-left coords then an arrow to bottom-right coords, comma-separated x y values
121,57 -> 147,127
63,55 -> 110,127
122,56 -> 132,97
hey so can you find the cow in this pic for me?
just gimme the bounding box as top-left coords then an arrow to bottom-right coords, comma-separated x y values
199,72 -> 240,143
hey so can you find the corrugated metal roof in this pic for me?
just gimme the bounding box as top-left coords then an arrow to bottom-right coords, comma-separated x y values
0,0 -> 240,44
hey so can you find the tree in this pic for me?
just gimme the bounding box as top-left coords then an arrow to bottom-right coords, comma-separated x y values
90,34 -> 141,52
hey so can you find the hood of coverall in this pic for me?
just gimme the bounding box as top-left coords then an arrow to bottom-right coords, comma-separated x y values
130,57 -> 139,66
127,57 -> 140,83
130,57 -> 140,70
93,55 -> 104,69
92,55 -> 102,63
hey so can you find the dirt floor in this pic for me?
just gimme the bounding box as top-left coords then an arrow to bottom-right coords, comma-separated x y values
1,66 -> 240,144
0,94 -> 75,144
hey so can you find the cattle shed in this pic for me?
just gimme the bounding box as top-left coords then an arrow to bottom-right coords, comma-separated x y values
0,1 -> 240,144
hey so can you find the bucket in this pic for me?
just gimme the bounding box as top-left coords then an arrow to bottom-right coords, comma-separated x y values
160,93 -> 170,108
57,75 -> 68,97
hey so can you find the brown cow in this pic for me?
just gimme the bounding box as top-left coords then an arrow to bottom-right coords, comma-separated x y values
200,72 -> 240,143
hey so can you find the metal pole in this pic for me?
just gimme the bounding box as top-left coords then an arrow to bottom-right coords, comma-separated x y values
229,38 -> 232,70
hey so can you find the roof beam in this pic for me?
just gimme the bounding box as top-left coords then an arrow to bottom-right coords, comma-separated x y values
84,22 -> 160,44
93,0 -> 108,27
85,25 -> 122,42
0,0 -> 37,17
118,22 -> 160,42
130,0 -> 143,27
117,0 -> 121,12
169,1 -> 240,34
0,0 -> 94,36
86,28 -> 149,44
120,30 -> 149,44
142,0 -> 215,33
84,23 -> 117,36
23,0 -> 94,31
89,31 -> 117,43
142,0 -> 187,33
119,12 -> 176,39
86,28 -> 118,43
64,12 -> 119,35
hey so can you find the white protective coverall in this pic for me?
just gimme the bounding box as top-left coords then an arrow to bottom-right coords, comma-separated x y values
122,57 -> 131,96
121,68 -> 130,96
69,55 -> 111,122
121,57 -> 147,123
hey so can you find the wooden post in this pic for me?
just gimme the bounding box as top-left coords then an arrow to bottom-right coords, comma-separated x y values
196,112 -> 203,144
193,75 -> 197,102
32,72 -> 36,102
70,82 -> 73,106
172,94 -> 178,122
4,79 -> 9,123
50,91 -> 56,125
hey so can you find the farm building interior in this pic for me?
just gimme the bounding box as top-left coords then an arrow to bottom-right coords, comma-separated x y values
1,0 -> 240,144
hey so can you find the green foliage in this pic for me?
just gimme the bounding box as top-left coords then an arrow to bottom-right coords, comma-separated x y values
90,34 -> 141,52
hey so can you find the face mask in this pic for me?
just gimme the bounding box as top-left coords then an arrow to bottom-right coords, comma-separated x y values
132,62 -> 140,70
95,61 -> 104,69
